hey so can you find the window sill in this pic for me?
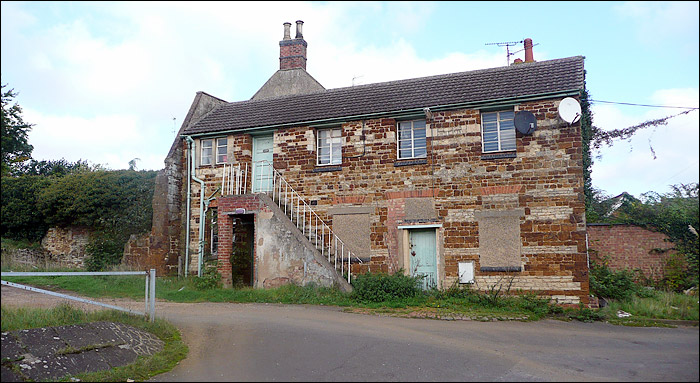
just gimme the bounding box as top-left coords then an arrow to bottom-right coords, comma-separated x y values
312,165 -> 342,173
394,158 -> 428,167
481,152 -> 516,160
480,266 -> 522,272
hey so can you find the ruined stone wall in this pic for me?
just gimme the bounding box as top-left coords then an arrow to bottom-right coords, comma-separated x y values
184,97 -> 589,304
40,226 -> 93,268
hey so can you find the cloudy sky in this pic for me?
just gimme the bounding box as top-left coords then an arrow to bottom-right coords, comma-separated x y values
2,1 -> 698,198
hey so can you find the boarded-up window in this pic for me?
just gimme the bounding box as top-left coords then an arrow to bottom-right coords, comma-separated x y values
404,198 -> 437,221
476,209 -> 523,271
330,207 -> 371,260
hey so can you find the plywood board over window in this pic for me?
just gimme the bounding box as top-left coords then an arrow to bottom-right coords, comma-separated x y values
329,206 -> 371,260
475,209 -> 524,271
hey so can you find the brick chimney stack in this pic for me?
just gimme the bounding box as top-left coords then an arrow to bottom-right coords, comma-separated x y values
524,38 -> 534,63
279,20 -> 307,70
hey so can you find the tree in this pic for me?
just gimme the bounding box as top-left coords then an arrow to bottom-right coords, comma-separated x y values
1,83 -> 34,176
18,158 -> 92,177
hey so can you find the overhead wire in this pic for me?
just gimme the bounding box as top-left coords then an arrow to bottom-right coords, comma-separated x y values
589,99 -> 699,110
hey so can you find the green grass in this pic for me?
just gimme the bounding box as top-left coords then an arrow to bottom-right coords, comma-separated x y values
599,290 -> 699,321
1,303 -> 188,382
3,268 -> 697,324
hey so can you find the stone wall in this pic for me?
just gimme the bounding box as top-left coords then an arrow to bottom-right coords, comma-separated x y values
183,97 -> 590,304
587,224 -> 675,281
40,226 -> 93,268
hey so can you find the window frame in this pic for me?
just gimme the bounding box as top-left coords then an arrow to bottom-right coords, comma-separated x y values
396,119 -> 427,160
316,127 -> 343,166
200,138 -> 214,166
481,110 -> 516,153
216,137 -> 228,164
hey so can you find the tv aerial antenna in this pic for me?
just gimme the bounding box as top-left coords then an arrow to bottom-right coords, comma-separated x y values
485,40 -> 522,66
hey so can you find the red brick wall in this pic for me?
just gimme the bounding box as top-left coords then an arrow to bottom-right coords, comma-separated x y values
587,224 -> 675,281
216,195 -> 266,287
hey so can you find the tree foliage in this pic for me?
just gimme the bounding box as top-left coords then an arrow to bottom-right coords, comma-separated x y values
1,169 -> 158,270
1,175 -> 52,241
1,83 -> 34,176
18,158 -> 93,177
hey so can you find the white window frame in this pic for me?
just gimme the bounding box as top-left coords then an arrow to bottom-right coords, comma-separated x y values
481,110 -> 516,153
317,127 -> 343,166
397,119 -> 427,159
200,139 -> 213,166
216,137 -> 228,164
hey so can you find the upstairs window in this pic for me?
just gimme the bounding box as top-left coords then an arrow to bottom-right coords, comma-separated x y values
201,139 -> 213,166
317,128 -> 342,165
216,138 -> 228,164
481,111 -> 516,153
397,120 -> 426,159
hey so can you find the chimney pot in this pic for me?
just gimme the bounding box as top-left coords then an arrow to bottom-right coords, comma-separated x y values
295,20 -> 304,39
283,22 -> 291,40
524,38 -> 534,63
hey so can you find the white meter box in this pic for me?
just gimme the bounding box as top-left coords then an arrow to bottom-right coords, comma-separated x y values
458,261 -> 474,284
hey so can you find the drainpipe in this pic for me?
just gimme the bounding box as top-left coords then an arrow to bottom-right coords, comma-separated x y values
185,136 -> 206,277
184,139 -> 191,277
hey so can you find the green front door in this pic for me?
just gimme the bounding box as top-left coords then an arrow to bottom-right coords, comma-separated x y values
409,229 -> 437,289
252,135 -> 273,192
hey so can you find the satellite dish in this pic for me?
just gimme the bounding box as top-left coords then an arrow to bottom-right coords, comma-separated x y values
514,111 -> 537,135
558,97 -> 582,124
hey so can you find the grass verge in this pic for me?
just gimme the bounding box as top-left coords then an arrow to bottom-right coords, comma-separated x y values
3,270 -> 697,325
1,303 -> 188,382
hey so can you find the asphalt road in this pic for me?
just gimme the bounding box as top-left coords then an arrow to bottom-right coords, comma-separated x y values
2,286 -> 698,382
148,302 -> 699,382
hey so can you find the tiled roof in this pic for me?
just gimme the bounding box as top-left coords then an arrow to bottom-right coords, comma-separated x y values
184,56 -> 584,135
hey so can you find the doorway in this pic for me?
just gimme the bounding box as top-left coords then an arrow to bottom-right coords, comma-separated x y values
252,134 -> 273,192
409,229 -> 437,289
231,214 -> 254,287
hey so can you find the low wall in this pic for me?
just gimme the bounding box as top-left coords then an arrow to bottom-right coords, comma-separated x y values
587,224 -> 675,281
40,226 -> 93,268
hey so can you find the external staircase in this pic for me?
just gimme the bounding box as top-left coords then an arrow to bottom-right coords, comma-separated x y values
221,161 -> 364,283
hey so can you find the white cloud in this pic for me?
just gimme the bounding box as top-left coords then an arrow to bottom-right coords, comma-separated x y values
4,1 -> 506,172
24,107 -> 165,170
614,1 -> 699,46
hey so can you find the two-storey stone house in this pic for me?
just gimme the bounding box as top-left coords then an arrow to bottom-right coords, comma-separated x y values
130,21 -> 590,305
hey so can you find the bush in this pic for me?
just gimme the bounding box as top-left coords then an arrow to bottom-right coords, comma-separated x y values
589,258 -> 640,301
1,175 -> 51,241
351,270 -> 423,303
193,261 -> 222,290
660,253 -> 692,292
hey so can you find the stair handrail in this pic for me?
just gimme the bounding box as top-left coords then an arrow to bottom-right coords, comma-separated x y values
223,160 -> 364,283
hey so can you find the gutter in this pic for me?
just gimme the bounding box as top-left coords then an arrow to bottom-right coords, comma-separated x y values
182,89 -> 582,139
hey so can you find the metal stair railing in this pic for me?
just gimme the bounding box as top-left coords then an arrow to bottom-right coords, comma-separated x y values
221,160 -> 363,283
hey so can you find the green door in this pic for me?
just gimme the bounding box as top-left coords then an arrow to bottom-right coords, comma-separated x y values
409,229 -> 437,289
252,135 -> 273,193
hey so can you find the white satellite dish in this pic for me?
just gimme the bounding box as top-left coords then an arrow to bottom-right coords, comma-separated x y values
558,97 -> 582,124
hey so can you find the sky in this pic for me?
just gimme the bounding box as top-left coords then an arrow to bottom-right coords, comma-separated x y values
1,1 -> 698,198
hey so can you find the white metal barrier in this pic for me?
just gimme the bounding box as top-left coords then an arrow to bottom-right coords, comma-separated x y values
222,161 -> 363,282
1,269 -> 157,322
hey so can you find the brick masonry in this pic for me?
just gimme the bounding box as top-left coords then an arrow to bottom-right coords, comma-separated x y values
587,224 -> 676,281
179,97 -> 591,304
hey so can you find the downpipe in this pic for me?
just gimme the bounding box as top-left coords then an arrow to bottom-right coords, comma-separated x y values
185,136 -> 206,277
